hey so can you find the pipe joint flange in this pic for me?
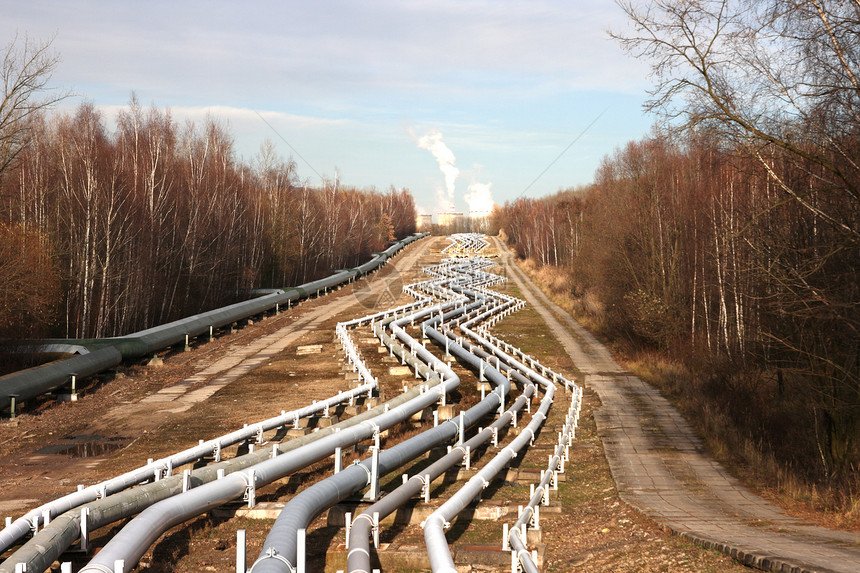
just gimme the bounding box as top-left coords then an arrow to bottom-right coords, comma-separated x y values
26,515 -> 39,533
369,421 -> 381,439
517,547 -> 535,564
449,443 -> 466,456
352,511 -> 375,526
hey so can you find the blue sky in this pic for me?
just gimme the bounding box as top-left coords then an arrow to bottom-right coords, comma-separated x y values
2,0 -> 654,217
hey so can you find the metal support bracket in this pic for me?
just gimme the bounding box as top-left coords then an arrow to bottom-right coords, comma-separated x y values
244,469 -> 256,508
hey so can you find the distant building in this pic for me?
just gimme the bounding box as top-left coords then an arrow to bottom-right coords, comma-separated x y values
468,210 -> 491,233
416,213 -> 433,230
438,211 -> 464,229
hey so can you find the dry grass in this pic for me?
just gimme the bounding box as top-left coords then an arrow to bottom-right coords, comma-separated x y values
625,350 -> 860,530
519,258 -> 606,333
516,256 -> 860,532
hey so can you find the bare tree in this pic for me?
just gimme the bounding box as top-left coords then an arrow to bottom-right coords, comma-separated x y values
0,33 -> 67,184
614,0 -> 860,478
613,0 -> 859,211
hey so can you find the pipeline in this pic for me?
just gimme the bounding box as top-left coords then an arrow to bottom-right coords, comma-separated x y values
0,233 -> 428,414
0,236 -> 430,565
423,364 -> 555,572
6,233 -> 576,572
0,373 -> 387,573
418,241 -> 582,572
0,236 -> 431,556
78,375 -> 456,573
346,348 -> 539,573
506,384 -> 581,573
77,296 -> 464,573
248,271 -> 509,572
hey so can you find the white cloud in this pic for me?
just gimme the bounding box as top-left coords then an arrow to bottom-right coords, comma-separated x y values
0,1 -> 655,206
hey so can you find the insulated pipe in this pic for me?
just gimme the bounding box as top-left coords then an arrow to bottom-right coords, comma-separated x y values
1,232 -> 432,567
0,316 -> 388,559
347,361 -> 537,573
79,352 -> 456,573
0,346 -> 122,414
0,377 -> 383,572
254,374 -> 514,573
251,261 -> 510,572
507,384 -> 582,573
0,294 -> 410,571
423,338 -> 558,571
0,358 -> 378,555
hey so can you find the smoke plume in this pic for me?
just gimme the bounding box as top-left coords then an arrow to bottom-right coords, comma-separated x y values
413,128 -> 459,205
464,181 -> 495,216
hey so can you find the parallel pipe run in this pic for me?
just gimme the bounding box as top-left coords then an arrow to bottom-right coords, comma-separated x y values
417,238 -> 582,573
0,367 -> 385,573
77,373 -> 453,573
0,327 -> 381,563
507,385 -> 582,573
423,370 -> 555,572
5,233 -> 575,573
0,235 -> 427,560
347,353 -> 538,573
77,296 -> 466,572
249,263 -> 512,572
0,233 -> 428,414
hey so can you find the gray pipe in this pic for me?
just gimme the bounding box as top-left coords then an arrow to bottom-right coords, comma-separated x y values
507,384 -> 582,573
254,256 -> 519,572
0,236 -> 428,551
78,346 -> 455,573
250,311 -> 496,572
423,362 -> 556,572
0,377 -> 384,572
347,356 -> 537,573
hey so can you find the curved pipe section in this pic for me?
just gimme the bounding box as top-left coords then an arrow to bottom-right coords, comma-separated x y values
252,244 -> 532,573
250,291 -> 505,572
0,374 -> 382,573
79,374 -> 455,573
3,232 -> 576,573
423,367 -> 555,572
347,352 -> 537,573
77,301 -> 460,572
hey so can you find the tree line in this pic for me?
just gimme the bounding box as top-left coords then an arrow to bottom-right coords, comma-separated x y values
0,97 -> 416,344
495,0 -> 858,492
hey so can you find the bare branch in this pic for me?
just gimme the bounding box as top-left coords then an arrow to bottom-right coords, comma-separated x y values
0,33 -> 69,182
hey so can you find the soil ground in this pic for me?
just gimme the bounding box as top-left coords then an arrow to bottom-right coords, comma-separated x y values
0,236 -> 750,572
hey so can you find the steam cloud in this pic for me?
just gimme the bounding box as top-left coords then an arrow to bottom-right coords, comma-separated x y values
412,128 -> 459,208
411,127 -> 495,216
464,181 -> 495,215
